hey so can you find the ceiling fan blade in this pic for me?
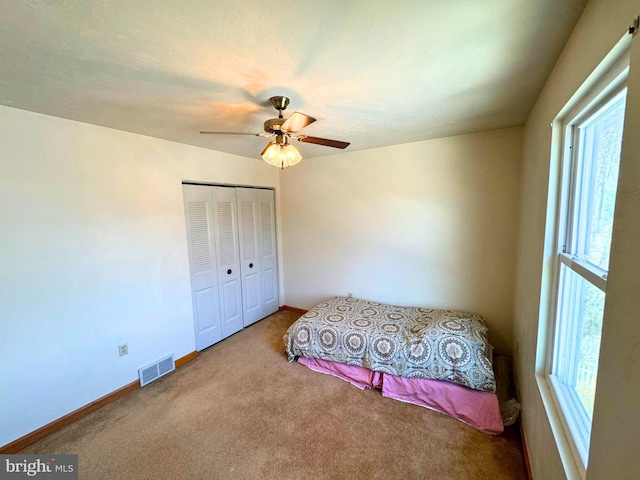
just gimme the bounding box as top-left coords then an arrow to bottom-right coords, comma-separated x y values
260,140 -> 276,156
200,131 -> 271,137
281,112 -> 316,133
297,136 -> 350,149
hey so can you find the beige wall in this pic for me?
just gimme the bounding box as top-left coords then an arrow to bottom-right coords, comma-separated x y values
588,31 -> 640,479
0,105 -> 280,447
513,0 -> 639,478
589,34 -> 640,479
280,127 -> 523,355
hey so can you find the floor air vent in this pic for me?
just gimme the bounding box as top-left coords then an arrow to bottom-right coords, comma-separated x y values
138,354 -> 175,387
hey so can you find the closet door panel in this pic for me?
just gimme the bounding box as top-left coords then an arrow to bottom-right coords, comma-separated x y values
258,189 -> 279,316
221,281 -> 241,319
183,185 -> 222,351
244,273 -> 261,311
262,267 -> 278,308
211,186 -> 244,338
194,288 -> 217,330
237,188 -> 263,326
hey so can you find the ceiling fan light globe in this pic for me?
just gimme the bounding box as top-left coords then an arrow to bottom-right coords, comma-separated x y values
261,143 -> 282,166
261,143 -> 302,168
283,144 -> 302,166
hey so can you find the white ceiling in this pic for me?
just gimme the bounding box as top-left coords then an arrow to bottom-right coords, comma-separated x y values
0,0 -> 587,159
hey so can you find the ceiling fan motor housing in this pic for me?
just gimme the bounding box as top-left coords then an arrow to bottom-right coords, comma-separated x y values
264,117 -> 286,134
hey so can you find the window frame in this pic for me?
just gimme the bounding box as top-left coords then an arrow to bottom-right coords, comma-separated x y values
537,48 -> 629,480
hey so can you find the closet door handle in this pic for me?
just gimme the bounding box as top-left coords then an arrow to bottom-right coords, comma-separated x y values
249,263 -> 254,269
227,269 -> 232,275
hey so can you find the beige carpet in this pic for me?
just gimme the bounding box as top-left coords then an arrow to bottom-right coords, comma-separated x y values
21,310 -> 527,479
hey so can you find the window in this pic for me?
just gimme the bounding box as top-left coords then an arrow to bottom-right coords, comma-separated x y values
547,78 -> 627,470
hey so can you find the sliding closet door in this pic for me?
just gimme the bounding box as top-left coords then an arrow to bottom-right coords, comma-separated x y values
211,186 -> 244,338
258,189 -> 279,316
183,185 -> 222,351
237,188 -> 264,326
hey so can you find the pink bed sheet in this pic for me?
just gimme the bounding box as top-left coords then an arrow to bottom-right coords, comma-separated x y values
297,356 -> 504,435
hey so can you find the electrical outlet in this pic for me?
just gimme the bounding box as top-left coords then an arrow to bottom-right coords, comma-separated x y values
347,292 -> 353,298
118,343 -> 128,357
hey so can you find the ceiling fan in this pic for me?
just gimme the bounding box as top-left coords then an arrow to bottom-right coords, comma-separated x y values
200,96 -> 350,168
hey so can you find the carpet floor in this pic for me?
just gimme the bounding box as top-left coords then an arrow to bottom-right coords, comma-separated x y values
21,310 -> 527,479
